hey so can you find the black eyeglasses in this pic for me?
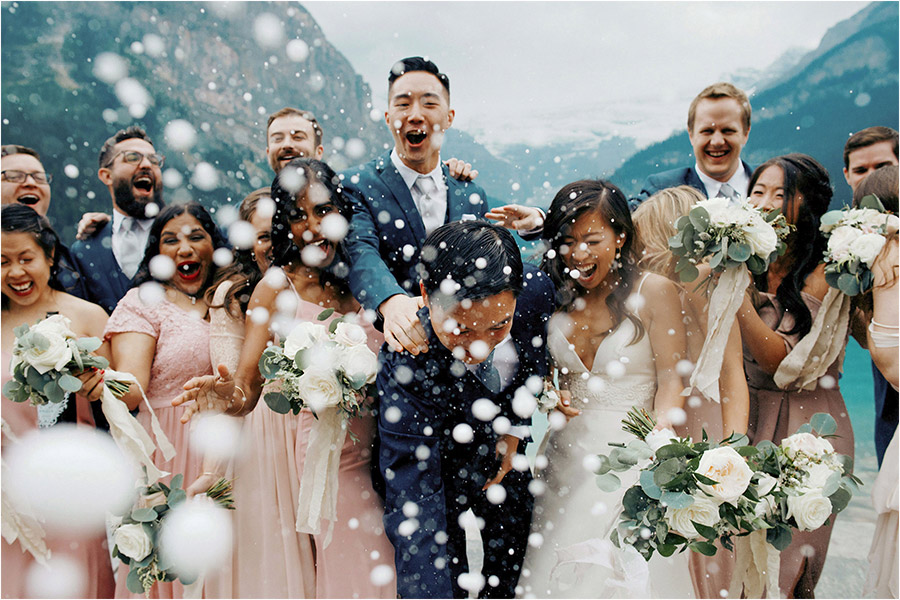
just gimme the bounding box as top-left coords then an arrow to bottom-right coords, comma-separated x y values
106,150 -> 165,168
1,170 -> 52,184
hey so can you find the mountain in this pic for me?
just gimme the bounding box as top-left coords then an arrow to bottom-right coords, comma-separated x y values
1,1 -> 391,242
612,1 -> 899,209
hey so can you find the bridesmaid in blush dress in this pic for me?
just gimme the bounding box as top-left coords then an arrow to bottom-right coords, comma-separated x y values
106,203 -> 228,599
737,155 -> 853,598
175,159 -> 396,598
1,205 -> 115,599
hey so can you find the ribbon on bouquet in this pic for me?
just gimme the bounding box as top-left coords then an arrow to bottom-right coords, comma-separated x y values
728,529 -> 782,599
0,418 -> 51,565
773,287 -> 850,391
690,267 -> 751,403
295,407 -> 348,547
100,369 -> 176,485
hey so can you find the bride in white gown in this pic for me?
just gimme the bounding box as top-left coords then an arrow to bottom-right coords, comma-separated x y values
519,180 -> 695,599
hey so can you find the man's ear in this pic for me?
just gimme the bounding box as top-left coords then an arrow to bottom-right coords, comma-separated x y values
98,167 -> 112,186
843,167 -> 852,187
419,281 -> 430,308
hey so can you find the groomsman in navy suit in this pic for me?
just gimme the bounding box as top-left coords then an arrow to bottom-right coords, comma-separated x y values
70,126 -> 165,313
344,57 -> 545,355
377,221 -> 554,598
635,82 -> 754,205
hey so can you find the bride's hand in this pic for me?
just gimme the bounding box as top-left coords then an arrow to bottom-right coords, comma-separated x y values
173,364 -> 237,424
555,389 -> 581,422
185,472 -> 220,498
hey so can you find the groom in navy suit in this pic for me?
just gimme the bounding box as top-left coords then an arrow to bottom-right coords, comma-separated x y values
377,221 -> 554,598
635,82 -> 754,205
344,57 -> 545,356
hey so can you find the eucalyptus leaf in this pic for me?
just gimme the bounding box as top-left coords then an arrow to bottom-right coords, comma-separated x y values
819,210 -> 843,227
829,486 -> 851,513
131,507 -> 158,522
76,336 -> 102,352
660,491 -> 694,509
317,308 -> 335,321
167,489 -> 187,508
709,250 -> 724,270
810,412 -> 837,436
654,458 -> 682,487
596,454 -> 612,475
668,233 -> 684,249
170,474 -> 184,489
858,194 -> 885,211
126,567 -> 146,594
678,262 -> 700,283
622,486 -> 652,516
689,206 -> 710,231
767,525 -> 792,551
746,254 -> 766,274
658,543 -> 677,557
596,472 -> 622,493
264,391 -> 292,414
837,273 -> 860,296
640,469 -> 662,499
821,471 -> 842,498
58,373 -> 83,393
329,319 -> 340,335
727,242 -> 751,262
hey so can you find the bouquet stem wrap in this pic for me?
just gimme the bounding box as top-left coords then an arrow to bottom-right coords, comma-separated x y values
101,369 -> 176,484
690,267 -> 750,402
773,287 -> 850,391
728,530 -> 781,599
294,407 -> 347,547
0,419 -> 50,565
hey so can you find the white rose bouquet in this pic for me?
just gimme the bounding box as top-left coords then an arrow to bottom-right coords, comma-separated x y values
774,195 -> 898,391
259,308 -> 376,418
2,315 -> 130,413
259,308 -> 378,545
112,473 -> 234,595
819,195 -> 898,296
668,199 -> 792,403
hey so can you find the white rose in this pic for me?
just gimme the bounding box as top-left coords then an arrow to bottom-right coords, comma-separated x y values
283,322 -> 327,360
744,217 -> 779,258
664,494 -> 720,540
138,491 -> 168,509
753,494 -> 778,519
296,366 -> 343,412
803,462 -> 838,492
645,427 -> 678,453
333,322 -> 368,347
849,233 -> 887,267
697,198 -> 733,227
781,432 -> 829,460
695,446 -> 754,505
826,226 -> 862,261
340,344 -> 379,385
22,316 -> 75,374
114,523 -> 153,561
885,214 -> 899,235
786,491 -> 832,531
755,473 -> 778,497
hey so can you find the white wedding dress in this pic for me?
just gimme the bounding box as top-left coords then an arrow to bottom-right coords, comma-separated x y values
520,277 -> 695,598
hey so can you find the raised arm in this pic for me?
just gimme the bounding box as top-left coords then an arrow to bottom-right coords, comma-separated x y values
641,274 -> 688,429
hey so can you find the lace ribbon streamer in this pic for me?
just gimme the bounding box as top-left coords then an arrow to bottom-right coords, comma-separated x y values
690,267 -> 750,403
0,418 -> 50,565
294,407 -> 347,547
728,529 -> 781,599
773,287 -> 850,391
101,369 -> 176,484
548,538 -> 651,598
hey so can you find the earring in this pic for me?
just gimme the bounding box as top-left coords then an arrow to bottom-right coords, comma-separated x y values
614,248 -> 622,269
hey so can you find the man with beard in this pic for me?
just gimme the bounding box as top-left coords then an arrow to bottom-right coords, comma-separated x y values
265,107 -> 324,172
2,144 -> 88,299
70,126 -> 165,313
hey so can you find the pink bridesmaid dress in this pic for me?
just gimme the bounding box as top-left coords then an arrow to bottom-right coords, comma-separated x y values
104,288 -> 212,599
291,298 -> 397,598
2,350 -> 116,599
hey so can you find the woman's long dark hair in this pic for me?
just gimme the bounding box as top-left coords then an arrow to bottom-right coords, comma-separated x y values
541,179 -> 645,344
205,188 -> 271,317
270,158 -> 353,295
1,204 -> 65,310
749,153 -> 832,338
132,202 -> 229,296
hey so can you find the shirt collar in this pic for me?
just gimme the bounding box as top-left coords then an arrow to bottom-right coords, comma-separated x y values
694,162 -> 749,198
390,148 -> 444,191
112,208 -> 153,233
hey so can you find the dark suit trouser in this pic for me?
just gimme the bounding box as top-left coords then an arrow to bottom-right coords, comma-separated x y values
873,361 -> 898,466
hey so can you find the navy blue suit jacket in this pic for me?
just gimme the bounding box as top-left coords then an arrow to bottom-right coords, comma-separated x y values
376,264 -> 554,597
633,160 -> 754,206
343,152 -> 489,314
69,222 -> 134,314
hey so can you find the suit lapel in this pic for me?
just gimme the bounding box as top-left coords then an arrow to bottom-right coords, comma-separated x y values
445,168 -> 484,224
377,153 -> 428,242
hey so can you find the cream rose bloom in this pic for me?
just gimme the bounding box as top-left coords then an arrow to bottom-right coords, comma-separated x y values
24,315 -> 75,374
645,427 -> 678,453
755,472 -> 778,497
114,523 -> 153,561
340,345 -> 378,385
283,322 -> 327,360
786,491 -> 832,531
334,322 -> 368,347
802,462 -> 839,492
696,446 -> 753,505
138,491 -> 168,509
849,233 -> 887,267
781,432 -> 833,460
664,494 -> 720,539
827,226 -> 863,261
297,366 -> 343,412
754,494 -> 778,519
744,216 -> 779,258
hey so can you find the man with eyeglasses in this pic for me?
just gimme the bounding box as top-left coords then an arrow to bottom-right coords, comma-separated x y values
70,126 -> 166,313
1,144 -> 88,300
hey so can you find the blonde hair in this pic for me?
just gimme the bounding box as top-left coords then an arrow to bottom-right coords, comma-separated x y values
633,186 -> 706,280
687,82 -> 751,133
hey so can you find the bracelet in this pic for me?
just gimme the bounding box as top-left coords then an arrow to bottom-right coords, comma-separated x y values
201,471 -> 220,478
227,385 -> 247,415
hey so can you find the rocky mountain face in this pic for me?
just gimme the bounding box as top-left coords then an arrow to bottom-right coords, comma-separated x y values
1,1 -> 390,241
612,1 -> 899,207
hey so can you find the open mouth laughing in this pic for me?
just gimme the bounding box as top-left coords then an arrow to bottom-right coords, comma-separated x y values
405,130 -> 427,146
16,194 -> 40,206
176,261 -> 202,281
133,171 -> 155,195
7,280 -> 35,296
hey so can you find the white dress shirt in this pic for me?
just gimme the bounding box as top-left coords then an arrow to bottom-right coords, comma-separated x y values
695,163 -> 750,200
390,149 -> 448,236
111,209 -> 153,279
